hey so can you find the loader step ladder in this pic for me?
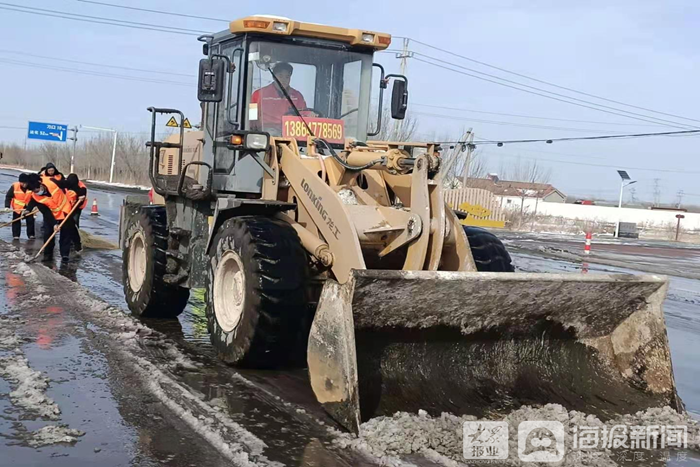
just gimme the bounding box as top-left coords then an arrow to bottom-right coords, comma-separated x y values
146,107 -> 187,197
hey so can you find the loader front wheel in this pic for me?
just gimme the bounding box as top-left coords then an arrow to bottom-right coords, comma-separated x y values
122,206 -> 190,318
463,226 -> 515,272
205,216 -> 309,368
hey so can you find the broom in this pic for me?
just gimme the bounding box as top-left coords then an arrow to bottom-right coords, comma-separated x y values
28,199 -> 84,262
78,229 -> 118,250
0,209 -> 38,229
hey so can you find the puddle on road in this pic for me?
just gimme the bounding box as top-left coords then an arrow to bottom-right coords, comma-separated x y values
0,253 -> 235,466
513,252 -> 700,421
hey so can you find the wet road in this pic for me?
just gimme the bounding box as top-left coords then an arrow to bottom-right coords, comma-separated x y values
1,167 -> 699,465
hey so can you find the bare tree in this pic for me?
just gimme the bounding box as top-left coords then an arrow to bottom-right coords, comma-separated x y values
0,133 -> 151,186
497,158 -> 552,229
371,105 -> 419,141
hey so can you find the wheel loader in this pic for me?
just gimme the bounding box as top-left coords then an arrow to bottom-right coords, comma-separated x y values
119,16 -> 682,433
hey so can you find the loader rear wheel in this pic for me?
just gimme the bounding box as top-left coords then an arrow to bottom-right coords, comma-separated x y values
122,206 -> 190,318
205,216 -> 309,368
463,226 -> 515,272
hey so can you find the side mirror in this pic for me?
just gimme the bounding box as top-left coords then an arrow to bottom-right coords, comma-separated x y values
197,58 -> 225,103
202,43 -> 209,56
390,78 -> 408,120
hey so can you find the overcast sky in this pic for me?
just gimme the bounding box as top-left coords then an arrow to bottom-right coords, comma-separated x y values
1,0 -> 699,204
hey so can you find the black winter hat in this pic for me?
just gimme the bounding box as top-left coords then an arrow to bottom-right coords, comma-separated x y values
18,173 -> 29,183
26,173 -> 42,191
66,173 -> 79,189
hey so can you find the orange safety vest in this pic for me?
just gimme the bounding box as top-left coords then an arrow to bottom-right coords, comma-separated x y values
41,170 -> 63,182
66,182 -> 88,210
10,182 -> 32,214
33,178 -> 71,220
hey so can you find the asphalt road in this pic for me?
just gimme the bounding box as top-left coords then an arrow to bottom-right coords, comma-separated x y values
1,168 -> 699,466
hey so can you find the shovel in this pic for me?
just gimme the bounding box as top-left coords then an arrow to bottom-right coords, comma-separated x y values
0,209 -> 38,229
28,198 -> 84,263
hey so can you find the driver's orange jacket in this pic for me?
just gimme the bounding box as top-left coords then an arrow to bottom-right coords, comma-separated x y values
250,83 -> 307,130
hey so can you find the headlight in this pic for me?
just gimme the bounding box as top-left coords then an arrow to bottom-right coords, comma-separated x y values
245,133 -> 269,151
273,21 -> 288,32
361,33 -> 375,43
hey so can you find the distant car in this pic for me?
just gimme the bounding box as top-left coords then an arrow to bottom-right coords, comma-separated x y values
574,199 -> 595,205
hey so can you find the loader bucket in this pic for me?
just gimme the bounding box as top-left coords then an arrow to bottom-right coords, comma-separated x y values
307,270 -> 682,433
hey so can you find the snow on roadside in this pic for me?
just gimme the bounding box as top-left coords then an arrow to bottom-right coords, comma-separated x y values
0,355 -> 61,420
336,404 -> 700,466
2,247 -> 282,466
85,179 -> 150,191
26,425 -> 85,447
0,165 -> 149,191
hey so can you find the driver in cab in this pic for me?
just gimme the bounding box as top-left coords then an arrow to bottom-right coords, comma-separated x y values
251,62 -> 308,134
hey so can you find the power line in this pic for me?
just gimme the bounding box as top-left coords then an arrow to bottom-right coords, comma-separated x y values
412,57 -> 694,131
412,53 -> 695,130
482,150 -> 700,175
0,2 -> 209,33
437,128 -> 700,146
413,110 -> 627,134
0,49 -> 195,78
0,3 -> 204,36
0,57 -> 193,86
412,103 -> 667,127
75,0 -> 229,23
402,36 -> 700,125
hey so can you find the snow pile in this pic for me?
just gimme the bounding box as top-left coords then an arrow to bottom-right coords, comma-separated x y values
85,179 -> 150,191
12,262 -> 36,278
0,355 -> 61,419
335,410 -> 468,459
337,404 -> 699,466
27,425 -> 85,447
0,322 -> 22,350
26,294 -> 51,304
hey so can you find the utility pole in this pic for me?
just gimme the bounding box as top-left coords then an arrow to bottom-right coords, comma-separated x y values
676,190 -> 684,209
68,126 -> 78,174
393,38 -> 413,139
653,178 -> 661,207
460,129 -> 475,187
82,126 -> 118,183
629,187 -> 637,204
615,170 -> 636,238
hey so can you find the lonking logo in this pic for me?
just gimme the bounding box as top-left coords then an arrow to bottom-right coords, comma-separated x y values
301,178 -> 340,239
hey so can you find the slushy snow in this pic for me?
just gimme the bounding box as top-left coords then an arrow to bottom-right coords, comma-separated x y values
336,404 -> 700,466
27,425 -> 85,447
0,355 -> 61,419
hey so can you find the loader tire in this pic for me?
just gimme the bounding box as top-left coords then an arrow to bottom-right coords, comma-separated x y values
122,206 -> 189,318
205,216 -> 309,368
463,226 -> 515,272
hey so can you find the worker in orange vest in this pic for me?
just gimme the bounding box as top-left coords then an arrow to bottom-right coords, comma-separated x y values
65,174 -> 87,227
65,174 -> 87,254
25,173 -> 81,262
38,162 -> 64,182
4,173 -> 36,240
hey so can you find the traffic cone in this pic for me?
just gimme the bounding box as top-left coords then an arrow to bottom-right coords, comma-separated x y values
90,198 -> 99,216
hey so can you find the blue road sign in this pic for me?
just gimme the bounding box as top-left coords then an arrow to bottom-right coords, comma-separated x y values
27,121 -> 68,142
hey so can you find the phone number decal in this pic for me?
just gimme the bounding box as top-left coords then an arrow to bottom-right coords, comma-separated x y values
282,117 -> 344,144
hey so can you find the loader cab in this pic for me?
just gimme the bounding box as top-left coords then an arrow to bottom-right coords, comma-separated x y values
198,16 -> 402,194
